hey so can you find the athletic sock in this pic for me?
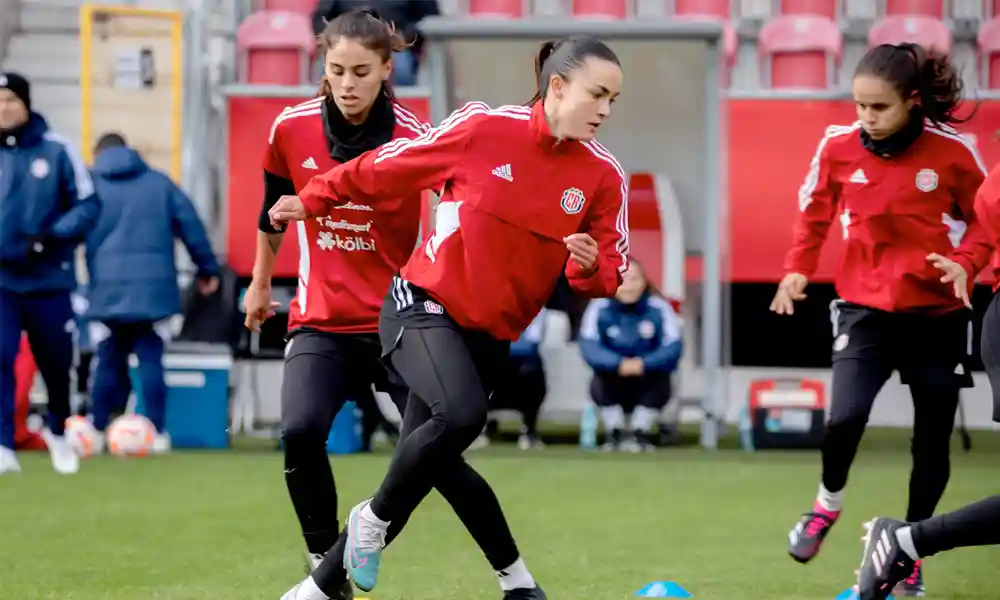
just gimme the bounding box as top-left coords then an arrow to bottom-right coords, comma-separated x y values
294,576 -> 329,600
630,406 -> 658,433
496,557 -> 536,591
599,405 -> 625,432
362,502 -> 390,527
895,526 -> 920,560
816,483 -> 844,512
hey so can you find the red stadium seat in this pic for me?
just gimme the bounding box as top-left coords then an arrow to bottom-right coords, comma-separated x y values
573,0 -> 629,19
258,0 -> 315,16
673,0 -> 730,18
628,174 -> 664,292
883,0 -> 944,17
868,16 -> 952,54
236,11 -> 314,85
468,0 -> 525,17
980,18 -> 1000,89
779,0 -> 838,18
758,15 -> 842,89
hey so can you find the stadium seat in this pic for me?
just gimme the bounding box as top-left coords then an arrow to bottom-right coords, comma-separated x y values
672,0 -> 730,17
779,0 -> 838,18
758,15 -> 842,89
883,0 -> 944,17
258,0 -> 315,16
979,18 -> 1000,88
468,0 -> 525,17
236,11 -> 314,85
868,15 -> 952,54
628,173 -> 664,292
572,0 -> 629,18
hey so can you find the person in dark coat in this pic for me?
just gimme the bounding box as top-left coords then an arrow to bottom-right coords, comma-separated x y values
0,72 -> 100,475
85,133 -> 220,453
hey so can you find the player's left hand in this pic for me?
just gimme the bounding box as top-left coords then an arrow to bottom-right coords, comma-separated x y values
927,253 -> 971,309
564,233 -> 598,270
268,195 -> 308,230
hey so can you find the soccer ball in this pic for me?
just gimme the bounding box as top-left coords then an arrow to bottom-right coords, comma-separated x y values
107,414 -> 156,457
64,415 -> 101,458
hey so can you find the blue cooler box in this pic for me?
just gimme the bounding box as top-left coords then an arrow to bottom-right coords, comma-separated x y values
326,400 -> 362,454
132,342 -> 233,449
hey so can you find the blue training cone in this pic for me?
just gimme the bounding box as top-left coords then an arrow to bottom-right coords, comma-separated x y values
835,587 -> 894,600
635,581 -> 692,598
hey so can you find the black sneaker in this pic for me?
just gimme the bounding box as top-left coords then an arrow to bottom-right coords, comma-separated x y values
601,428 -> 623,451
857,517 -> 915,600
658,423 -> 680,446
634,431 -> 656,452
891,560 -> 924,597
787,504 -> 840,563
503,586 -> 547,600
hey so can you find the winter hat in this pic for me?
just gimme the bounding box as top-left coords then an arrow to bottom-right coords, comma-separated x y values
0,72 -> 31,111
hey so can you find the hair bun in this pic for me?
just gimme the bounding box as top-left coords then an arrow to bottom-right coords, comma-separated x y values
359,7 -> 383,20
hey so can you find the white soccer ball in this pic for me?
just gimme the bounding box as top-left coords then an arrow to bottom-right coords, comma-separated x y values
64,415 -> 101,458
106,414 -> 156,457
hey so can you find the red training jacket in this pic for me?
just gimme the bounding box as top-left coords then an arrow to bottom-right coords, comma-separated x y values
783,120 -> 991,313
264,97 -> 428,333
973,161 -> 1000,291
299,101 -> 630,340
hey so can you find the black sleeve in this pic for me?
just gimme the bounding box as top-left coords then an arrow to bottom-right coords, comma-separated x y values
259,170 -> 297,234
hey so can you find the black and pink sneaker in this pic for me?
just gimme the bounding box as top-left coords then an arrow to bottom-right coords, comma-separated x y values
892,560 -> 924,597
788,502 -> 840,563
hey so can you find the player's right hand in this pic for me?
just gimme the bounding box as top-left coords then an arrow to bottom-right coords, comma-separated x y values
243,282 -> 280,332
769,272 -> 808,315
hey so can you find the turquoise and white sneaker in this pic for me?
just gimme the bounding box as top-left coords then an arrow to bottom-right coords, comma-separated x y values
343,499 -> 388,592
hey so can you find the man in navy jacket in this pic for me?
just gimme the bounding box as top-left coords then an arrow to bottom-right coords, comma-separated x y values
580,263 -> 683,451
86,133 -> 220,453
0,72 -> 100,475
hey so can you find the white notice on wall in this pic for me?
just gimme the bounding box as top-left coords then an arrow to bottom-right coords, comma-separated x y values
113,46 -> 143,89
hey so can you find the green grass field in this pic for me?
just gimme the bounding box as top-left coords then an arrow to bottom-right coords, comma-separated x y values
1,430 -> 998,600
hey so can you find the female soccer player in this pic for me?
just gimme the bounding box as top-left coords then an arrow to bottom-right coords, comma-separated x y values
771,43 -> 992,597
853,159 -> 1000,600
247,10 -> 539,600
271,35 -> 628,600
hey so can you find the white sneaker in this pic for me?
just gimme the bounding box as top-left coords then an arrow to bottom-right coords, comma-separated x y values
152,433 -> 172,454
42,430 -> 79,474
0,446 -> 21,474
280,576 -> 333,600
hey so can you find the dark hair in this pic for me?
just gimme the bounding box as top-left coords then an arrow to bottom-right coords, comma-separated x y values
94,132 -> 127,154
528,35 -> 620,105
854,43 -> 974,126
316,8 -> 408,100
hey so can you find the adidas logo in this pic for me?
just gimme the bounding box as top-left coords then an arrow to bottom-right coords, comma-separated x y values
492,164 -> 513,182
849,169 -> 868,184
302,157 -> 318,170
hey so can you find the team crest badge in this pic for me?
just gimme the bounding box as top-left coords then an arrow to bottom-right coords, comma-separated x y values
560,187 -> 585,215
30,158 -> 49,179
915,169 -> 938,192
638,320 -> 656,339
423,300 -> 444,315
833,334 -> 849,352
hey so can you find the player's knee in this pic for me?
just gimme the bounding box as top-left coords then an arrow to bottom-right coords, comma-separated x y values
911,428 -> 952,463
280,416 -> 330,448
435,399 -> 487,447
825,412 -> 868,439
